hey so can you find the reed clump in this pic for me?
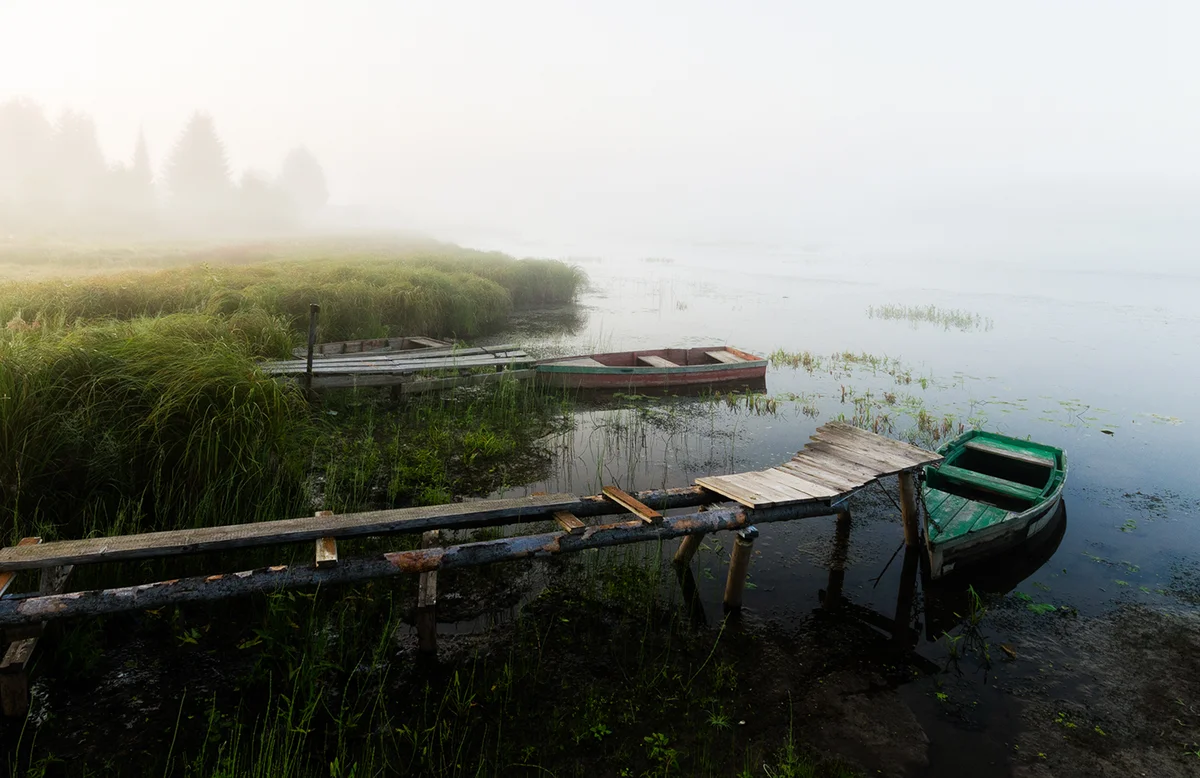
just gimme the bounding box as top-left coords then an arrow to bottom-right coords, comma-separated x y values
0,244 -> 584,341
0,313 -> 314,541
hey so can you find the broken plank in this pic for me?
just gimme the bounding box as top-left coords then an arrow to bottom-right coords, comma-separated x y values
553,511 -> 586,535
315,537 -> 338,569
602,486 -> 662,522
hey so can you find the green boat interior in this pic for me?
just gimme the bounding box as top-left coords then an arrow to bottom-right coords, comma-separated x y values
924,433 -> 1063,543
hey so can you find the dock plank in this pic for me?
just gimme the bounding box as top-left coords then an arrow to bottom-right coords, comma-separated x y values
0,539 -> 40,597
804,439 -> 916,475
810,429 -> 927,469
0,494 -> 579,572
755,468 -> 839,499
815,423 -> 941,466
775,462 -> 860,493
695,475 -> 771,508
736,471 -> 818,503
791,450 -> 882,483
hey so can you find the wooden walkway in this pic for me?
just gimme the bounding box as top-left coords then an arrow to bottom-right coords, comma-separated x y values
0,423 -> 942,716
260,343 -> 534,390
696,422 -> 942,508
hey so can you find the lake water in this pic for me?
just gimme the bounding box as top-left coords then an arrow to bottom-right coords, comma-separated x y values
482,243 -> 1200,773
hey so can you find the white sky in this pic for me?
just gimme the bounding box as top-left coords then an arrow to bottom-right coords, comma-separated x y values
2,0 -> 1198,250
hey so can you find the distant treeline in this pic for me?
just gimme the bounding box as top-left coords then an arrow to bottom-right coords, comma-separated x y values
0,98 -> 329,237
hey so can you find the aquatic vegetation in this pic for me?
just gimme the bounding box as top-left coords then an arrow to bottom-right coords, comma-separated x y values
867,303 -> 994,332
0,242 -> 585,341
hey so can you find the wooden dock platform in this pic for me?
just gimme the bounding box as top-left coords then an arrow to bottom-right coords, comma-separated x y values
260,343 -> 534,390
0,422 -> 942,716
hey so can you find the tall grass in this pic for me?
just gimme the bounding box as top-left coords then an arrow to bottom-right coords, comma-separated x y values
0,313 -> 313,541
0,244 -> 585,341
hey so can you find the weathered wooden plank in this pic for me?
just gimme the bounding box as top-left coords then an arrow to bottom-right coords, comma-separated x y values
315,538 -> 338,569
783,460 -> 867,493
0,539 -> 41,597
553,511 -> 586,535
751,469 -> 835,500
694,475 -> 771,508
602,486 -> 662,522
0,494 -> 580,572
264,354 -> 532,375
268,344 -> 520,368
735,471 -> 816,504
791,450 -> 882,483
777,461 -> 860,493
637,355 -> 678,367
804,439 -> 912,476
810,430 -> 925,470
706,350 -> 746,364
307,368 -> 533,392
0,501 -> 842,627
416,530 -> 439,655
815,423 -> 941,465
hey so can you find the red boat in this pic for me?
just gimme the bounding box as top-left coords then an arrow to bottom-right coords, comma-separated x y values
535,347 -> 767,390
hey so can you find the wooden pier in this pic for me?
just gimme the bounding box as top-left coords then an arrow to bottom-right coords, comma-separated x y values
0,422 -> 941,716
260,342 -> 534,391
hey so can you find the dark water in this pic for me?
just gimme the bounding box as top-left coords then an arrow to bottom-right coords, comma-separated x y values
485,247 -> 1200,773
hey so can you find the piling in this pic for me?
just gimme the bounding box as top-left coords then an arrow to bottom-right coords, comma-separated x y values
823,509 -> 852,609
723,526 -> 759,611
897,471 -> 920,548
304,303 -> 320,393
416,530 -> 439,657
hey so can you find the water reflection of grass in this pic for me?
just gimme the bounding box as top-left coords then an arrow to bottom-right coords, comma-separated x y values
867,304 -> 994,332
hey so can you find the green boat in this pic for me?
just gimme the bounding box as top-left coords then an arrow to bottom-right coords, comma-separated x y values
923,430 -> 1067,579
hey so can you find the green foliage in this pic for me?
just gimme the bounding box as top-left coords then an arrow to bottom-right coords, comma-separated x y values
0,241 -> 584,341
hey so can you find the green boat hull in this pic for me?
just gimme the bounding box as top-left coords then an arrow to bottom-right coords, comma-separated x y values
923,430 -> 1067,579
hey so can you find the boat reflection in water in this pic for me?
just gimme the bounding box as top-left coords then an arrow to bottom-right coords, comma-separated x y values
815,502 -> 1068,648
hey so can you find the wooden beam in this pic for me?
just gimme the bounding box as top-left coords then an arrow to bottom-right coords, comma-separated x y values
602,486 -> 661,523
0,501 -> 839,627
553,511 -> 585,535
0,494 -> 582,573
2,558 -> 72,717
0,538 -> 41,597
416,530 -> 438,657
315,538 -> 338,569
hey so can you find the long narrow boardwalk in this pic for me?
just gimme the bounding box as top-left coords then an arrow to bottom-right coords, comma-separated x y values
260,343 -> 534,390
0,422 -> 941,716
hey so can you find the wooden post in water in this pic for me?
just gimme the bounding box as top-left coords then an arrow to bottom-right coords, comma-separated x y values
416,530 -> 439,658
723,526 -> 758,611
897,471 -> 920,548
304,303 -> 320,393
892,546 -> 920,648
823,509 -> 852,610
673,533 -> 705,568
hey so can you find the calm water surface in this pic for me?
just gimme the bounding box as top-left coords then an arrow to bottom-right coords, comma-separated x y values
487,246 -> 1199,641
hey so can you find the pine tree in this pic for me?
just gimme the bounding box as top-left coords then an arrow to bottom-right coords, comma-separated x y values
276,146 -> 329,218
163,112 -> 232,218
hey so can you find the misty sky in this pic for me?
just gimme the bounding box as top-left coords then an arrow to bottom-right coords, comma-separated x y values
3,0 -> 1198,254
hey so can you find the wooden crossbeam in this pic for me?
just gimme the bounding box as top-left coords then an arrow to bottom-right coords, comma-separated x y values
602,486 -> 661,523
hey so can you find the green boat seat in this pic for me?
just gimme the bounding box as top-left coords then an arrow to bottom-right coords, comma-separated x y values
934,464 -> 1044,502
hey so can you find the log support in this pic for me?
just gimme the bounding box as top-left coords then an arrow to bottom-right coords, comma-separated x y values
416,530 -> 439,658
823,510 -> 852,610
898,471 -> 920,548
672,533 -> 705,568
723,526 -> 759,612
1,562 -> 72,717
